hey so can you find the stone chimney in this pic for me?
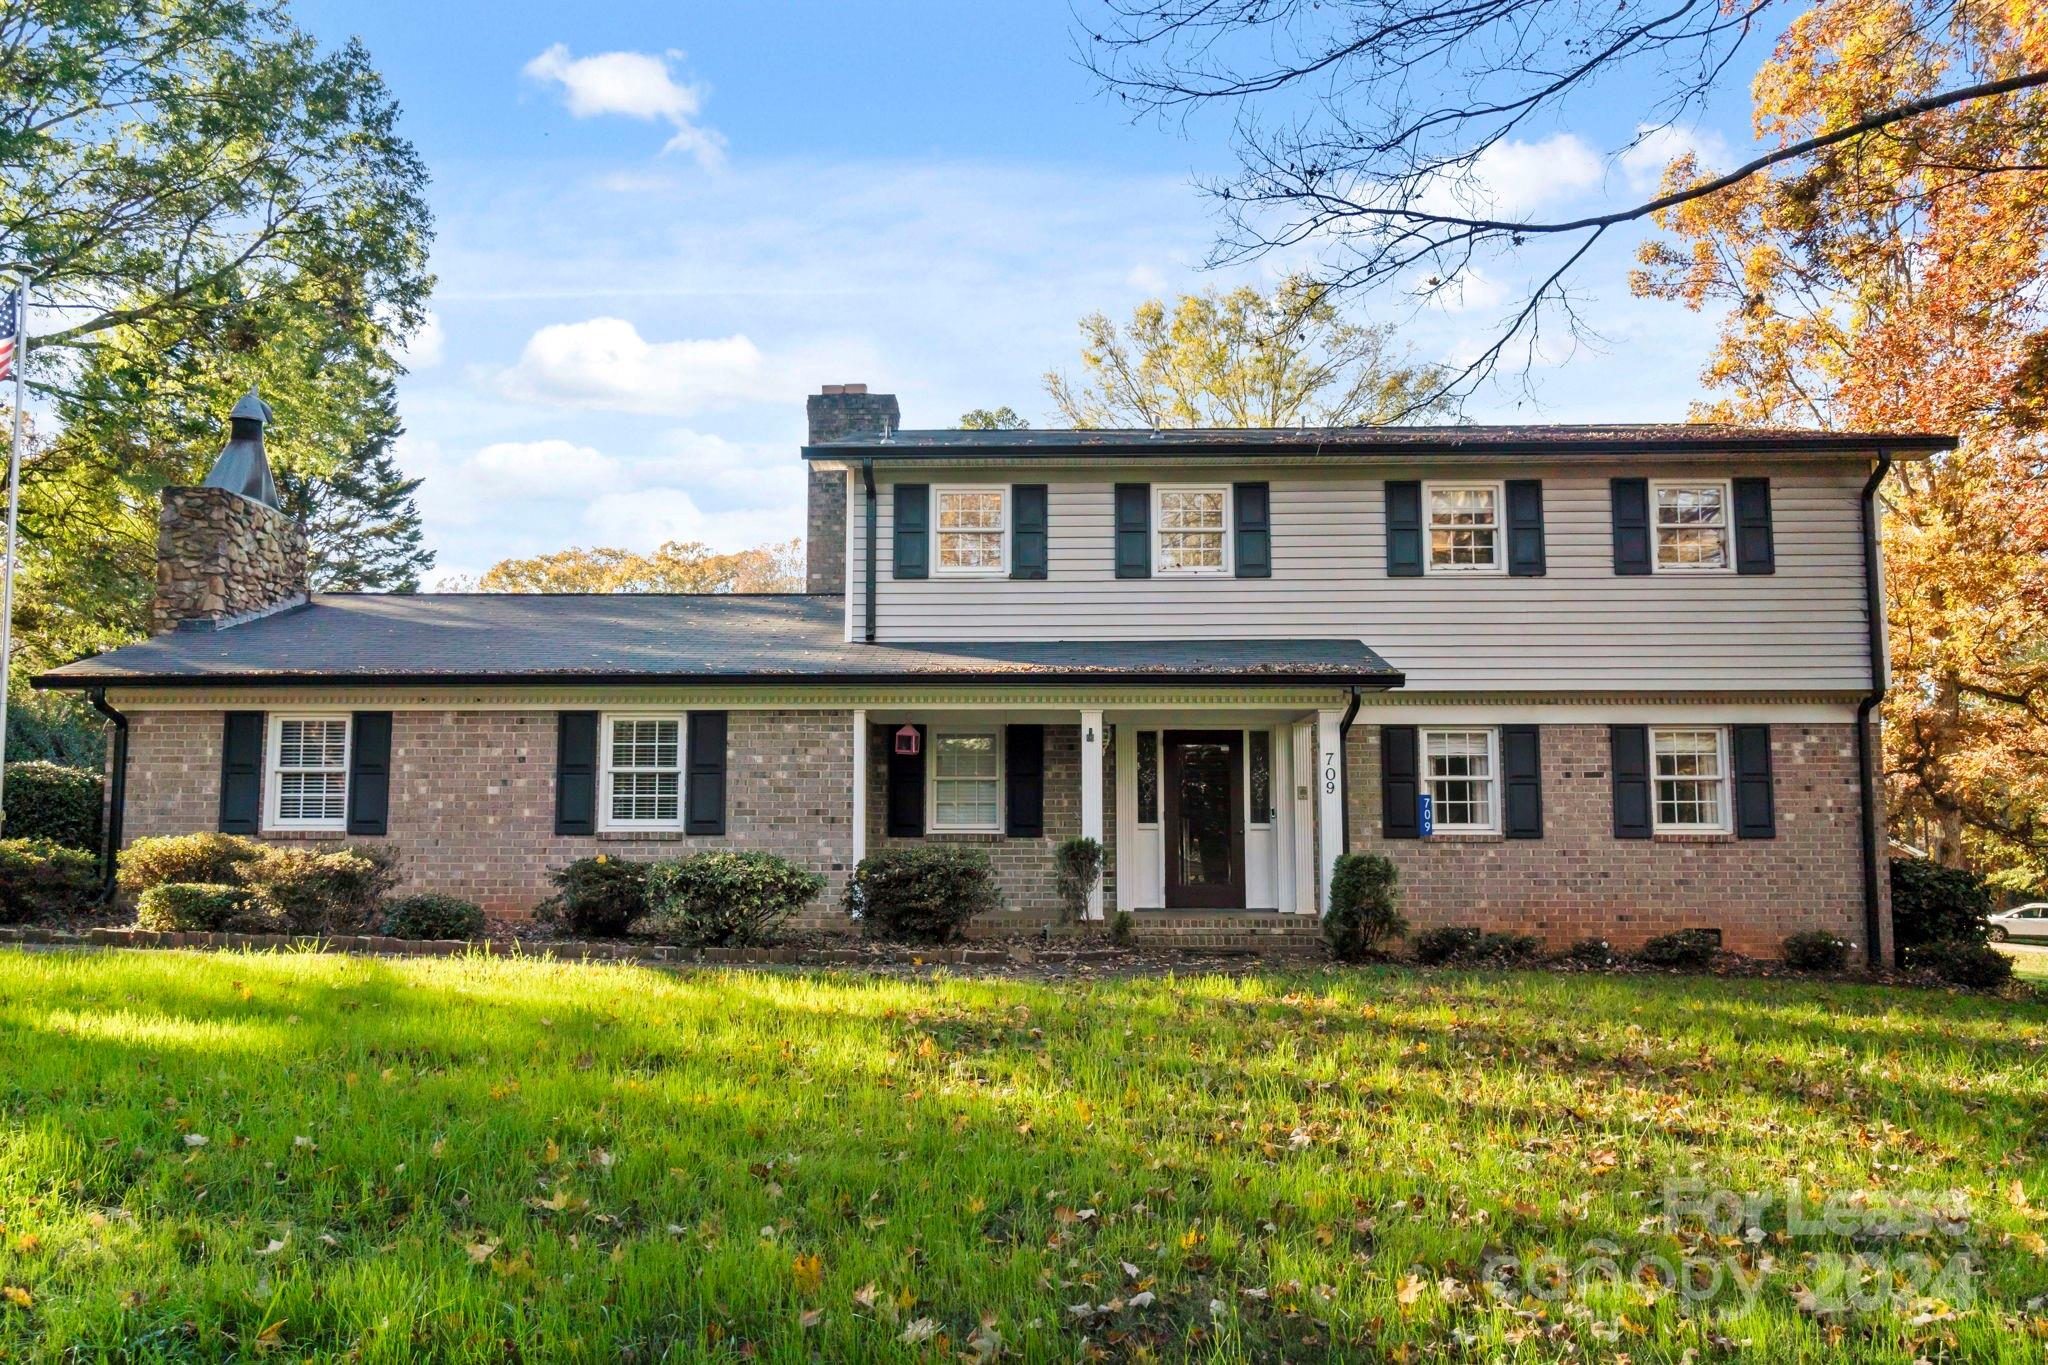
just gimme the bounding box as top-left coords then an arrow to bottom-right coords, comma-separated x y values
152,387 -> 309,634
804,383 -> 900,594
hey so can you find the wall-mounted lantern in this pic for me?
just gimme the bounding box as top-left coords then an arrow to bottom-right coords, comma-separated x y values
893,724 -> 921,756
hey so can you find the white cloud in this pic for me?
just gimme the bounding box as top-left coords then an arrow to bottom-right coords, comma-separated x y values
497,318 -> 776,416
1620,124 -> 1736,192
1415,134 -> 1604,220
398,311 -> 445,369
522,43 -> 726,167
581,486 -> 801,552
1125,263 -> 1168,294
469,439 -> 621,496
1422,267 -> 1509,314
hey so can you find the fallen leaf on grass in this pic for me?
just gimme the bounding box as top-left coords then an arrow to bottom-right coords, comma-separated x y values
799,1308 -> 824,1329
254,1238 -> 286,1256
1397,1273 -> 1428,1307
792,1253 -> 824,1294
465,1240 -> 500,1264
2,1287 -> 30,1310
900,1317 -> 938,1344
183,1135 -> 208,1148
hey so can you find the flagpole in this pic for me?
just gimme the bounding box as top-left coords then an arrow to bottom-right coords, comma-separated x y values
0,276 -> 27,832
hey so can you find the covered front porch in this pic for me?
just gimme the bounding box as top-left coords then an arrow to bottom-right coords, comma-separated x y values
850,699 -> 1355,920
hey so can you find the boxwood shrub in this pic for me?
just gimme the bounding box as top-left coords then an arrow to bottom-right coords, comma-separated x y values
1636,928 -> 1721,969
646,851 -> 824,948
118,833 -> 265,892
243,844 -> 399,935
135,882 -> 268,933
382,894 -> 485,940
1323,853 -> 1406,962
846,847 -> 1001,943
1908,939 -> 2015,991
1781,929 -> 1852,973
543,856 -> 649,937
0,837 -> 99,924
1889,857 -> 1993,951
3,761 -> 102,851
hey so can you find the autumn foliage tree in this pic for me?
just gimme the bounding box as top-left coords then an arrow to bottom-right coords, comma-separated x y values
451,540 -> 804,594
1634,0 -> 2048,884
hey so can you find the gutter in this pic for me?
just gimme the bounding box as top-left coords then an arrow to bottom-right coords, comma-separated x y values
1337,684 -> 1364,851
85,687 -> 128,901
1855,452 -> 1893,971
37,668 -> 1408,691
861,458 -> 877,644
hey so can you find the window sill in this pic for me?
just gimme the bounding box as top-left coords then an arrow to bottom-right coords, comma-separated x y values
1426,832 -> 1504,843
1652,831 -> 1736,844
597,829 -> 690,841
261,829 -> 347,841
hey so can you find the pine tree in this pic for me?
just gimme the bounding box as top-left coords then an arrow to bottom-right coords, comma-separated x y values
276,393 -> 434,592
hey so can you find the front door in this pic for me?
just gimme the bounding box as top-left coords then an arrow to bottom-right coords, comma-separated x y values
1163,730 -> 1246,909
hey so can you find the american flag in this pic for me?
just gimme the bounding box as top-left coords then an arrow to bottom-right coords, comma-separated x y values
0,286 -> 19,383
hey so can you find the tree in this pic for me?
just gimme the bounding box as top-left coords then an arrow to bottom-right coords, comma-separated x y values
276,419 -> 434,592
1044,276 -> 1456,427
451,540 -> 805,594
1632,0 -> 2048,885
1082,0 -> 2048,401
959,407 -> 1030,430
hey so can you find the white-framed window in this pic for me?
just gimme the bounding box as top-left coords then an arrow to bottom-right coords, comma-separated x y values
1425,482 -> 1503,572
1651,726 -> 1729,832
1154,485 -> 1230,575
1651,480 -> 1732,572
602,713 -> 686,830
934,486 -> 1008,575
266,714 -> 351,831
928,729 -> 1002,832
1421,727 -> 1498,833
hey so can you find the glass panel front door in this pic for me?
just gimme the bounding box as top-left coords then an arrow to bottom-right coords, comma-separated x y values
1163,730 -> 1246,908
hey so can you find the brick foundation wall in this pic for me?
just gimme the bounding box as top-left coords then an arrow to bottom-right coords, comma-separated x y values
120,709 -> 860,931
1344,722 -> 1873,958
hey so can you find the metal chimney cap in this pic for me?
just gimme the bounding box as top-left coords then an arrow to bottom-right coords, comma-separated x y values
229,385 -> 273,424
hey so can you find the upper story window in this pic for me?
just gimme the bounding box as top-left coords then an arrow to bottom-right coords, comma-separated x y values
1427,483 -> 1502,572
1422,727 -> 1497,833
267,715 -> 351,831
1652,481 -> 1731,572
1651,726 -> 1728,832
1154,486 -> 1229,575
935,487 -> 1008,574
604,714 -> 684,829
930,730 -> 1002,832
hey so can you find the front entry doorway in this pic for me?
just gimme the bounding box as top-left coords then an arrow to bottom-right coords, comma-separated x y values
1163,730 -> 1247,908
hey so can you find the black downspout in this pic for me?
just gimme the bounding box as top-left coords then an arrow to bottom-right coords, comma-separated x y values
861,459 -> 877,644
1337,685 -> 1363,853
1856,452 -> 1892,972
86,687 -> 128,902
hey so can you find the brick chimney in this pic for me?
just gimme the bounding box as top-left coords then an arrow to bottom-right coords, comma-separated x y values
804,383 -> 900,594
152,387 -> 309,634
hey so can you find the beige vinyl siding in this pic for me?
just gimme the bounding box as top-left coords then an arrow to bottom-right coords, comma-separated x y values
852,460 -> 1876,692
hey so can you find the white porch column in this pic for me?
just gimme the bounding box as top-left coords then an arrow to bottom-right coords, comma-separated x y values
850,709 -> 868,868
1315,708 -> 1345,916
1080,709 -> 1105,920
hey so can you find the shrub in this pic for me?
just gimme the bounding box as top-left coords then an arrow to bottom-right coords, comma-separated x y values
1109,909 -> 1134,946
1636,929 -> 1721,970
1053,838 -> 1104,925
1890,857 -> 1993,950
242,844 -> 399,935
1323,853 -> 1406,962
118,833 -> 264,892
846,847 -> 1002,943
646,852 -> 824,948
382,894 -> 485,940
0,837 -> 99,923
1564,937 -> 1617,968
543,856 -> 648,937
1782,930 -> 1852,973
1908,939 -> 2015,991
135,882 -> 267,933
1412,925 -> 1483,965
3,761 -> 102,851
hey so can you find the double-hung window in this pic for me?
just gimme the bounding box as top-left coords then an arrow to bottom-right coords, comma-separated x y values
1652,481 -> 1731,571
267,715 -> 350,831
604,715 -> 685,830
1651,727 -> 1729,832
1154,486 -> 1229,574
1421,727 -> 1498,833
929,730 -> 1002,832
935,487 -> 1008,574
1426,483 -> 1502,572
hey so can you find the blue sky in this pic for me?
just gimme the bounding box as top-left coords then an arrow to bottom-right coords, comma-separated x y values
293,0 -> 1754,584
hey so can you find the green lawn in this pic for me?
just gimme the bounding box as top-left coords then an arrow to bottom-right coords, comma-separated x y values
0,952 -> 2043,1362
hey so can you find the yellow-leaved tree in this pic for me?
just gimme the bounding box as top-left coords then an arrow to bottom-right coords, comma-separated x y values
449,540 -> 803,594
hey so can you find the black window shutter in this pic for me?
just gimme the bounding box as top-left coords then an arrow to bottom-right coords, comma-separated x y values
218,711 -> 265,834
885,724 -> 926,837
1114,483 -> 1151,578
1732,723 -> 1776,838
1501,724 -> 1543,839
1611,478 -> 1651,575
1610,724 -> 1652,838
346,711 -> 392,836
893,483 -> 929,579
555,711 -> 599,836
1004,725 -> 1044,837
1506,479 -> 1546,577
1385,481 -> 1423,577
1380,724 -> 1420,839
1733,477 -> 1775,575
685,711 -> 728,835
1011,484 -> 1048,580
1232,481 -> 1271,578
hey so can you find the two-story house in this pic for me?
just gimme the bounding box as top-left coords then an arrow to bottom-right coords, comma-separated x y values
39,385 -> 1953,964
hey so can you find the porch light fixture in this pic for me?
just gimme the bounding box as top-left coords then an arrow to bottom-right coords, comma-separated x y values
893,724 -> 921,756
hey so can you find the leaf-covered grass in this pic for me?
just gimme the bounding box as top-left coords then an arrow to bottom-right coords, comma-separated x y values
0,951 -> 2042,1362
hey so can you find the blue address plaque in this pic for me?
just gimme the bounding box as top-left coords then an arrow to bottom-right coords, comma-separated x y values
1418,792 -> 1434,838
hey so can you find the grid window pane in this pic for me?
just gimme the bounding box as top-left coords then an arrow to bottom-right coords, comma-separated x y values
277,771 -> 346,822
1156,489 -> 1226,572
937,491 -> 1006,570
1653,728 -> 1726,829
1655,485 -> 1729,568
273,719 -> 348,826
1429,486 -> 1499,568
1424,728 -> 1495,830
608,718 -> 683,825
933,733 -> 1000,829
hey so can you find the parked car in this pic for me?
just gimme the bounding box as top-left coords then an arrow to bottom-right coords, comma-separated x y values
1988,903 -> 2048,943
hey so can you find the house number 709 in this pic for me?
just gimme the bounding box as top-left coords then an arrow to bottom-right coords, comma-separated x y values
1323,752 -> 1338,794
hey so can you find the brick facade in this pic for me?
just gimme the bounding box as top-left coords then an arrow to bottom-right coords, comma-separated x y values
1343,721 -> 1876,958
